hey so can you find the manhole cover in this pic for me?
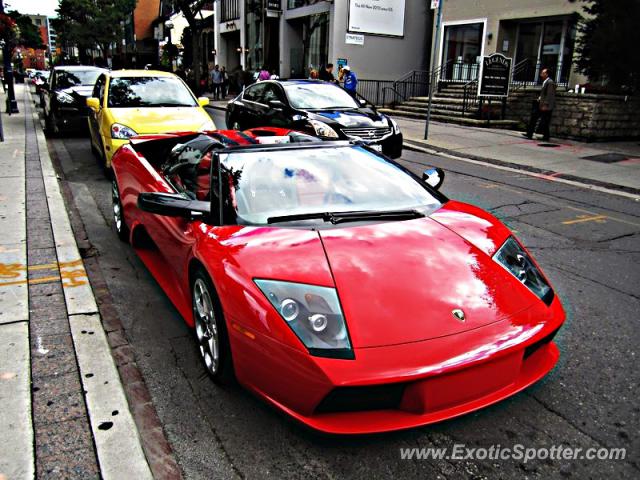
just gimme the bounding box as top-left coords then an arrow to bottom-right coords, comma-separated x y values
538,143 -> 560,148
582,153 -> 629,163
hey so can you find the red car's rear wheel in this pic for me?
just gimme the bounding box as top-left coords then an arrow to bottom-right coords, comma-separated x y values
192,269 -> 234,384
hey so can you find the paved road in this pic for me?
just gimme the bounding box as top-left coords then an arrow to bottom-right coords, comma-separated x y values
47,106 -> 639,479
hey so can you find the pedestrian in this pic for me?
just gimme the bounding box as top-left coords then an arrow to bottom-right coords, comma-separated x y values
210,64 -> 223,100
319,63 -> 337,83
308,69 -> 319,80
257,66 -> 271,81
220,66 -> 228,98
341,65 -> 358,97
524,68 -> 556,141
270,69 -> 279,80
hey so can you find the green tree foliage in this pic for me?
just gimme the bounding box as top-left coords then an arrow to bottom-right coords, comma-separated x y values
575,0 -> 640,92
7,10 -> 45,49
168,1 -> 211,91
53,0 -> 137,62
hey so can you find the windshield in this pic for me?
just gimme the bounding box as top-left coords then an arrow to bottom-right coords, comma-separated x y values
218,146 -> 441,225
108,76 -> 197,108
55,69 -> 101,88
284,83 -> 359,110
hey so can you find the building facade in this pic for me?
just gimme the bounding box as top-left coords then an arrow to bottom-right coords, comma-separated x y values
433,0 -> 585,86
214,0 -> 432,81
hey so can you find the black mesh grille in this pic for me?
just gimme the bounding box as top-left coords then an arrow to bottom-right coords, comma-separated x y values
315,383 -> 406,413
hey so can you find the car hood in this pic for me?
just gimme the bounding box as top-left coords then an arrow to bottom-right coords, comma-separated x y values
319,205 -> 537,348
308,109 -> 389,129
110,107 -> 213,134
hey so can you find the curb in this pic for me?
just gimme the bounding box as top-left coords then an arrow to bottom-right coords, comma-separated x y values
47,137 -> 184,480
29,91 -> 154,480
403,138 -> 640,200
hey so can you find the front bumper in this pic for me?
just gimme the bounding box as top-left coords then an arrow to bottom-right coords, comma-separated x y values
231,295 -> 565,434
53,105 -> 92,132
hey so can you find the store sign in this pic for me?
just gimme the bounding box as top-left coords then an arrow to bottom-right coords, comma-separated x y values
266,0 -> 281,10
348,0 -> 406,37
345,33 -> 364,45
477,53 -> 512,97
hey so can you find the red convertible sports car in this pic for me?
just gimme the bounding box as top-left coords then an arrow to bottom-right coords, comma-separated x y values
111,127 -> 565,434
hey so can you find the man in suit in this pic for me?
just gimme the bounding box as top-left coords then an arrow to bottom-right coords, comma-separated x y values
525,68 -> 556,141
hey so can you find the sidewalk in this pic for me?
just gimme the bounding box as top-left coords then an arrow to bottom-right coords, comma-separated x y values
397,117 -> 640,194
0,84 -> 153,479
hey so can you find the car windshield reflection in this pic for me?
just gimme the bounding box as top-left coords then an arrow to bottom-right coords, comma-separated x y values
218,146 -> 442,225
108,77 -> 198,108
284,83 -> 360,110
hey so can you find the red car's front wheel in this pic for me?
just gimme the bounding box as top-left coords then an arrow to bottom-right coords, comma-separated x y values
192,269 -> 234,384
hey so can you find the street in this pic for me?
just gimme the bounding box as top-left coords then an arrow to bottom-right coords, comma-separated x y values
45,107 -> 639,479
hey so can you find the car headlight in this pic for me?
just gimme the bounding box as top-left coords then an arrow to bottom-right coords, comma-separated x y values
255,279 -> 353,359
111,123 -> 138,139
493,237 -> 553,304
308,119 -> 339,139
56,92 -> 75,104
389,117 -> 400,134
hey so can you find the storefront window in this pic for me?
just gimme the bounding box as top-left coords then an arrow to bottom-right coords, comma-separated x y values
514,17 -> 576,85
441,23 -> 483,81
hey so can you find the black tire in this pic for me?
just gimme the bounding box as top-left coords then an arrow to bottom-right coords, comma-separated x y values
192,268 -> 234,384
229,117 -> 242,131
111,179 -> 129,242
45,111 -> 58,137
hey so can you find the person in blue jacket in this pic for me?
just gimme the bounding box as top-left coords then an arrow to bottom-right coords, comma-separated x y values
341,65 -> 358,97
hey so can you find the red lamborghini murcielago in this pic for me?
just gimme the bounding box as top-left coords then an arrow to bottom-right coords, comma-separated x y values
110,127 -> 565,434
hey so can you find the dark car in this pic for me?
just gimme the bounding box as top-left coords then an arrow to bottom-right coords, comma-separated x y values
42,65 -> 107,135
226,80 -> 403,158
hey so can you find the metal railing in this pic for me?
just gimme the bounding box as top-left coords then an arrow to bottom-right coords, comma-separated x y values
356,80 -> 396,106
377,61 -> 454,108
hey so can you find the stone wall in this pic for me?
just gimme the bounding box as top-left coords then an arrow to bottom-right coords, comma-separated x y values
504,89 -> 640,142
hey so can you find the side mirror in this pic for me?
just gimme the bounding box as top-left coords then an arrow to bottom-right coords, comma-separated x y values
422,167 -> 445,190
138,192 -> 210,219
268,99 -> 285,110
198,97 -> 210,107
86,97 -> 100,111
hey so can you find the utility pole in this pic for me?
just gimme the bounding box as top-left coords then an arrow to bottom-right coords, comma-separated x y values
424,0 -> 443,140
0,0 -> 19,114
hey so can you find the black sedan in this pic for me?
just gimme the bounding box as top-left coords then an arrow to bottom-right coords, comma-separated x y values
226,80 -> 403,158
42,65 -> 107,135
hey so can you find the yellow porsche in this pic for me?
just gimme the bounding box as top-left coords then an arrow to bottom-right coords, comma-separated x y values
87,70 -> 215,168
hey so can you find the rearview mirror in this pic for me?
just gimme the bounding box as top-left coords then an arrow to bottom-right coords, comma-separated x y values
138,192 -> 210,219
86,97 -> 100,111
422,167 -> 445,190
198,97 -> 210,107
268,99 -> 285,110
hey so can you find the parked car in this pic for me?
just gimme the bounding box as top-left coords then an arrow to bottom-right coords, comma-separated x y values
42,65 -> 107,135
226,80 -> 403,158
109,127 -> 565,434
87,69 -> 215,169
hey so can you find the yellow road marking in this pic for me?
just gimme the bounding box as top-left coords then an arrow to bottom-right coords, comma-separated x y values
562,214 -> 608,225
28,263 -> 58,271
0,260 -> 88,288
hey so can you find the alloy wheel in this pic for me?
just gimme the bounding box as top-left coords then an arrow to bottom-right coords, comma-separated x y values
193,278 -> 220,375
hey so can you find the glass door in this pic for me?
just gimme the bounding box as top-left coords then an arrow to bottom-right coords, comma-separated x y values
540,21 -> 564,80
514,22 -> 542,82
